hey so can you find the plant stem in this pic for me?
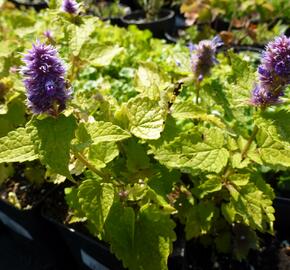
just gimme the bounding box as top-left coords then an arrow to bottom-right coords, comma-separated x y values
195,81 -> 200,104
241,125 -> 259,160
67,176 -> 79,185
223,167 -> 233,179
73,151 -> 107,179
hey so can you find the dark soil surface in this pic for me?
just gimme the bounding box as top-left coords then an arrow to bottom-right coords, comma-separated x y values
186,235 -> 290,270
42,182 -> 104,240
0,164 -> 55,209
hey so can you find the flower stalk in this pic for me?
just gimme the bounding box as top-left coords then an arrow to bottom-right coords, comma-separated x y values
73,151 -> 108,180
241,125 -> 259,161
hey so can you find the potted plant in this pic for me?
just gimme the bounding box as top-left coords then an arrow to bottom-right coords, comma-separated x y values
121,0 -> 175,38
18,35 -> 290,269
179,0 -> 288,48
9,0 -> 48,11
1,2 -> 290,269
85,0 -> 131,27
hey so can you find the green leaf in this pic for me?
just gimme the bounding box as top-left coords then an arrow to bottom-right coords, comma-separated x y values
127,96 -> 166,140
215,231 -> 231,254
255,110 -> 290,167
104,203 -> 176,270
229,174 -> 250,186
147,166 -> 180,213
65,187 -> 86,223
92,45 -> 123,67
171,100 -> 226,128
224,183 -> 274,232
88,142 -> 119,168
134,63 -> 170,100
103,203 -> 136,268
227,51 -> 256,107
0,126 -> 38,163
193,176 -> 222,199
232,224 -> 258,261
203,79 -> 234,120
69,17 -> 98,56
185,201 -> 217,239
81,43 -> 124,67
78,179 -> 115,237
0,95 -> 26,137
230,137 -> 262,168
256,110 -> 290,144
153,128 -> 229,173
74,121 -> 131,151
123,139 -> 150,172
133,205 -> 176,270
32,115 -> 77,178
221,203 -> 236,224
148,166 -> 180,200
256,128 -> 290,168
147,188 -> 176,214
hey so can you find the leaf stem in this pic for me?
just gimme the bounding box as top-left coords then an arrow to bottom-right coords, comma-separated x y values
241,125 -> 259,160
73,151 -> 107,179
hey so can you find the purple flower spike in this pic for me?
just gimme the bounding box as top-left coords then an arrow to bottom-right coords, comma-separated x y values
251,35 -> 290,107
190,36 -> 223,81
261,35 -> 290,78
21,41 -> 71,115
61,0 -> 78,14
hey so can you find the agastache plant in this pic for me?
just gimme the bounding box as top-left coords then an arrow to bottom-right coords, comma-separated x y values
61,0 -> 79,14
251,35 -> 290,107
21,41 -> 71,115
190,36 -> 223,103
2,8 -> 290,268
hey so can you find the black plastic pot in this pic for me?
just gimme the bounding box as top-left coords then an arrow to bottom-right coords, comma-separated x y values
274,196 -> 290,239
228,44 -> 264,54
43,215 -> 188,270
0,199 -> 43,241
121,9 -> 175,38
211,18 -> 231,32
43,213 -> 125,270
0,198 -> 75,269
119,0 -> 139,10
9,0 -> 48,11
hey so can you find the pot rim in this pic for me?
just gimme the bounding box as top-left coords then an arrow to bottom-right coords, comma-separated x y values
275,196 -> 290,203
41,208 -> 112,250
121,9 -> 175,25
9,0 -> 48,8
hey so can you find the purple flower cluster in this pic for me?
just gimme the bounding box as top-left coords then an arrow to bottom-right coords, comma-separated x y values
251,35 -> 290,106
190,36 -> 223,81
61,0 -> 78,14
22,41 -> 71,115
